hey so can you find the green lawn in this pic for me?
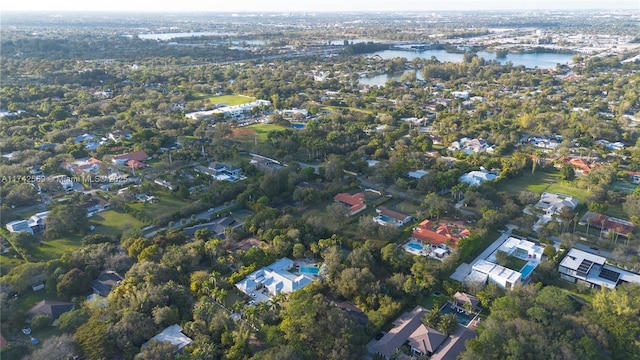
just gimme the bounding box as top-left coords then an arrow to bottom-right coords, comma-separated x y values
89,210 -> 147,236
31,234 -> 83,262
503,256 -> 528,272
246,123 -> 288,141
0,253 -> 25,275
500,170 -> 586,202
393,200 -> 424,217
129,190 -> 190,220
209,95 -> 254,106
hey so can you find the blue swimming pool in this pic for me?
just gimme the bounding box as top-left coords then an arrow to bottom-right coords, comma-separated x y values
440,304 -> 475,327
291,123 -> 305,129
300,266 -> 319,275
407,243 -> 424,251
520,263 -> 536,279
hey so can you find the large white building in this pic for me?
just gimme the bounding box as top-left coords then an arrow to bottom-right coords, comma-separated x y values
185,100 -> 271,120
460,168 -> 497,186
468,260 -> 522,290
6,211 -> 50,235
235,258 -> 314,302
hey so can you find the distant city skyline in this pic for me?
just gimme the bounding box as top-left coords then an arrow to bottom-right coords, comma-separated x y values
1,0 -> 638,12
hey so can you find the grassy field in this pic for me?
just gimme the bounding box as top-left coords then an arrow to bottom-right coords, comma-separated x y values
393,200 -> 425,217
246,123 -> 288,141
209,95 -> 254,106
129,190 -> 190,220
89,210 -> 147,236
31,234 -> 83,262
499,170 -> 586,202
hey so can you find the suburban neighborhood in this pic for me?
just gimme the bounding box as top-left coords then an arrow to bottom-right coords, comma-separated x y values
1,7 -> 640,360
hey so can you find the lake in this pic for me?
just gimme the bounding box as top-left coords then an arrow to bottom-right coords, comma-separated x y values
359,49 -> 573,86
137,32 -> 237,40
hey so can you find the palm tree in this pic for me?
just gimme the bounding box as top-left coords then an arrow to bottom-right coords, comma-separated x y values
586,217 -> 591,236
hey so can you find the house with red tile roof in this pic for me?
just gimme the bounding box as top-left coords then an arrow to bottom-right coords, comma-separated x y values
333,192 -> 366,216
411,219 -> 470,248
112,150 -> 150,166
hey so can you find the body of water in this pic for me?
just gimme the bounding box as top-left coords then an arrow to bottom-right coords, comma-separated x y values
137,32 -> 236,40
359,49 -> 573,86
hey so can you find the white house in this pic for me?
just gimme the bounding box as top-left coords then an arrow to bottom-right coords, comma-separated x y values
468,259 -> 522,290
460,168 -> 497,186
448,137 -> 494,155
235,258 -> 314,301
6,220 -> 33,234
6,211 -> 50,235
535,193 -> 578,217
143,324 -> 193,352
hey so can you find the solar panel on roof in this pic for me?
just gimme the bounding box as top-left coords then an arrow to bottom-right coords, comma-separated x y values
577,259 -> 594,277
599,268 -> 620,282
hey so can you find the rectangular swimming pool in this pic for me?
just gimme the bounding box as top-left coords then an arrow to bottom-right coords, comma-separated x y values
520,263 -> 536,279
440,304 -> 475,327
407,243 -> 424,251
299,266 -> 319,275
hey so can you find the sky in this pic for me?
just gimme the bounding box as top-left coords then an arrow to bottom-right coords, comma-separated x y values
1,0 -> 638,12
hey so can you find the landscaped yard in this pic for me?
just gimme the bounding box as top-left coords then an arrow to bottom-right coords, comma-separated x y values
500,170 -> 587,202
246,123 -> 288,142
89,210 -> 147,236
128,190 -> 190,220
208,94 -> 254,106
502,256 -> 528,272
392,200 -> 424,217
31,234 -> 83,262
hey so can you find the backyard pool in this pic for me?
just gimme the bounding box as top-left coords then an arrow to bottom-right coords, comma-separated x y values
300,266 -> 320,275
520,263 -> 536,279
291,123 -> 306,129
407,243 -> 424,251
440,303 -> 475,327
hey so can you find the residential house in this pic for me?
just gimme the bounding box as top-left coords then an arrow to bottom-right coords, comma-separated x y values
49,174 -> 74,190
534,193 -> 578,218
411,219 -> 470,248
235,258 -> 314,302
452,292 -> 480,312
80,196 -> 110,215
62,157 -> 102,175
333,192 -> 367,216
92,271 -> 123,297
6,211 -> 50,235
408,169 -> 429,179
374,206 -> 413,227
448,138 -> 494,155
250,155 -> 282,174
558,248 -> 640,289
143,324 -> 193,352
112,150 -> 150,166
568,158 -> 594,174
27,300 -> 74,322
372,306 -> 448,359
195,162 -> 244,182
154,179 -> 175,191
183,216 -> 235,237
460,168 -> 497,186
108,129 -> 132,142
281,108 -> 309,120
6,220 -> 33,234
579,211 -> 634,239
595,139 -> 624,151
467,259 -> 522,290
626,171 -> 640,184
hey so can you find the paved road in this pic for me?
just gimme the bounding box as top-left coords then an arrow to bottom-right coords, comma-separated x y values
144,201 -> 239,238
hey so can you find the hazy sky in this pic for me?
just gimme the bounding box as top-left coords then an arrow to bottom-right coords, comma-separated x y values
1,0 -> 638,12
